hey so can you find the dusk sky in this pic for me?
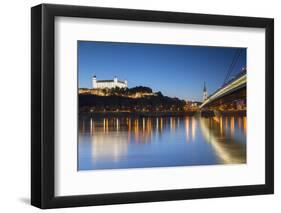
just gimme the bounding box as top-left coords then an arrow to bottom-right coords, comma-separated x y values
78,41 -> 246,101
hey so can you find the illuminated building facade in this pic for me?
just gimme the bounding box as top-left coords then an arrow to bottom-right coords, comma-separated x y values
92,75 -> 128,89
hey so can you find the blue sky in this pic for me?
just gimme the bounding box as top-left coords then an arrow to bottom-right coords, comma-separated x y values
78,41 -> 246,101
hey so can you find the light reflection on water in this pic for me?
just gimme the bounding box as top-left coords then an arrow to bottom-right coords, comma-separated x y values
78,115 -> 246,170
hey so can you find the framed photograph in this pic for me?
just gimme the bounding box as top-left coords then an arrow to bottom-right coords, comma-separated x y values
31,4 -> 274,209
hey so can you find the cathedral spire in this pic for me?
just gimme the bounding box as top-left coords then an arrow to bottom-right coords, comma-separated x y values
203,82 -> 208,102
203,81 -> 206,92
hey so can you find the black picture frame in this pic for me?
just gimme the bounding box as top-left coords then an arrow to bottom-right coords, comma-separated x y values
31,3 -> 274,209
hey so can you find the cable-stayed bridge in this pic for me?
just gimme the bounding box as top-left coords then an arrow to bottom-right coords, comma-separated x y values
200,72 -> 246,109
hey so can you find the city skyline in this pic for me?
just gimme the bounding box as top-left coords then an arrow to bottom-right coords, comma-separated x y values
78,41 -> 246,101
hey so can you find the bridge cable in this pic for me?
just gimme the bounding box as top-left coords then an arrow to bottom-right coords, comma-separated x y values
222,49 -> 242,86
222,49 -> 241,85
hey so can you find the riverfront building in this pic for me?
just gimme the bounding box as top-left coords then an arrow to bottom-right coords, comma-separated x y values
92,75 -> 128,89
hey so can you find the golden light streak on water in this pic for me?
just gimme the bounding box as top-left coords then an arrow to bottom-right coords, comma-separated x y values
156,118 -> 159,131
103,118 -> 106,133
170,117 -> 176,133
220,116 -> 223,136
128,118 -> 131,131
185,117 -> 190,143
149,121 -> 152,139
147,118 -> 152,141
134,119 -> 139,142
230,117 -> 235,136
127,118 -> 131,142
90,118 -> 92,135
213,116 -> 220,123
243,116 -> 247,134
192,117 -> 196,141
106,118 -> 109,133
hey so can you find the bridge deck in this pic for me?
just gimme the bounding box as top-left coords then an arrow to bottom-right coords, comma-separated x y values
200,74 -> 246,108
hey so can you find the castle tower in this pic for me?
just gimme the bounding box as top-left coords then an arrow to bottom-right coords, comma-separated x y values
113,76 -> 118,82
203,82 -> 208,102
113,76 -> 118,87
92,75 -> 97,88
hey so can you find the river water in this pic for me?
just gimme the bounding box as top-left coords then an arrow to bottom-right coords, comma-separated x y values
78,115 -> 246,170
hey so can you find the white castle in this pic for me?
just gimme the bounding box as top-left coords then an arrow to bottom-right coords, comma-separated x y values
92,75 -> 128,89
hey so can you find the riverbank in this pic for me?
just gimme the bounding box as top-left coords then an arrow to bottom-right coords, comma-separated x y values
79,110 -> 246,119
201,110 -> 246,117
79,111 -> 196,118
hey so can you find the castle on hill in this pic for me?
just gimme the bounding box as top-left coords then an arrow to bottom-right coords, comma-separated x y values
92,75 -> 128,89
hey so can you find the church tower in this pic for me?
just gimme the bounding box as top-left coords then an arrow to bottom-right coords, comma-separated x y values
92,75 -> 97,88
203,82 -> 208,102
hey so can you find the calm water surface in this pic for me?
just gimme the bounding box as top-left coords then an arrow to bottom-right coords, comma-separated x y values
78,115 -> 246,170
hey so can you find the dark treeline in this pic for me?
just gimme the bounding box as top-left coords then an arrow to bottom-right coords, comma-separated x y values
79,93 -> 186,113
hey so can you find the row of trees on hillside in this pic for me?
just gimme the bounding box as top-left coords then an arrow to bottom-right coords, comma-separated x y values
79,93 -> 186,113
